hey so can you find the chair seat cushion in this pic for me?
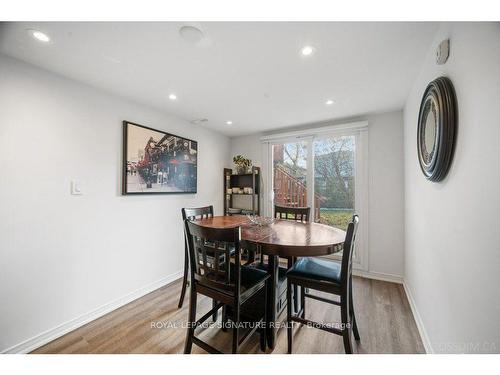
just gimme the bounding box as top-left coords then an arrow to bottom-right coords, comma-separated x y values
229,264 -> 269,294
248,262 -> 288,290
200,264 -> 269,301
287,257 -> 341,284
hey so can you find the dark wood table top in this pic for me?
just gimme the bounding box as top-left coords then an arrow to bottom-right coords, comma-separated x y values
195,215 -> 346,257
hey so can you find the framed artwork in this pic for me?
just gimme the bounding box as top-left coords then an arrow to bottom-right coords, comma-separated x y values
417,76 -> 457,182
122,121 -> 198,194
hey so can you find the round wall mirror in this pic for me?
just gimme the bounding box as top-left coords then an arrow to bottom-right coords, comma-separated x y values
417,77 -> 457,182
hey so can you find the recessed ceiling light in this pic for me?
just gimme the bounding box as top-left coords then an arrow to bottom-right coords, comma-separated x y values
300,45 -> 315,56
168,94 -> 177,101
226,121 -> 233,125
326,99 -> 335,105
29,30 -> 50,43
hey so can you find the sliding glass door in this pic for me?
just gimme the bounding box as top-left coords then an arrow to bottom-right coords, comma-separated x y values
313,135 -> 356,231
272,141 -> 309,210
266,124 -> 367,268
270,135 -> 356,230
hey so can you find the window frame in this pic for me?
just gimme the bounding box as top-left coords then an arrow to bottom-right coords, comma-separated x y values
261,121 -> 369,270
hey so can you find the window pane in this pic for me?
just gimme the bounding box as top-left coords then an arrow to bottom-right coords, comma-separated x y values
272,141 -> 308,209
314,135 -> 355,230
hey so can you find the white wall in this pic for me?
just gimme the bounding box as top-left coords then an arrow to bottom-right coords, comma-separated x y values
230,110 -> 405,279
0,54 -> 230,352
365,111 -> 405,279
403,23 -> 500,353
230,134 -> 264,169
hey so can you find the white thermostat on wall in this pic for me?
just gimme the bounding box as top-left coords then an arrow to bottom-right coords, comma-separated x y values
436,39 -> 450,65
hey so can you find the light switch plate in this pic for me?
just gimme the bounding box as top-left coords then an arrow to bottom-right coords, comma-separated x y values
71,180 -> 83,195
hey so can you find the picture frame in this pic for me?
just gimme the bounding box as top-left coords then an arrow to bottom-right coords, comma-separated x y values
122,121 -> 198,194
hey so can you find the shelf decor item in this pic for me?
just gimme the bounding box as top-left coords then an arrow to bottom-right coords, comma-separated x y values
417,77 -> 457,182
122,121 -> 197,194
223,166 -> 260,216
233,155 -> 252,174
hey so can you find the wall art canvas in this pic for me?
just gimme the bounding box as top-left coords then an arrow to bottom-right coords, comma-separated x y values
122,121 -> 197,194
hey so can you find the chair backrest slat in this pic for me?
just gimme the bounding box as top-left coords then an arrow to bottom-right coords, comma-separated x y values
184,218 -> 241,294
274,205 -> 310,222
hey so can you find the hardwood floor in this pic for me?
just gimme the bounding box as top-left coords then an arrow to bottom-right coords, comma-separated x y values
32,276 -> 425,354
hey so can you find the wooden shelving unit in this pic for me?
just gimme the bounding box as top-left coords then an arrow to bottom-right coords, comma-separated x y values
223,166 -> 260,216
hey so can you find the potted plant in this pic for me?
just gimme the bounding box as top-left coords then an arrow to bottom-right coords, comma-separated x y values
233,155 -> 252,174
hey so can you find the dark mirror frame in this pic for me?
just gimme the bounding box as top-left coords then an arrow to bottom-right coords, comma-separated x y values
417,76 -> 457,182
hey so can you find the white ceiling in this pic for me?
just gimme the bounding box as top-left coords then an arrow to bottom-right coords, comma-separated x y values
0,22 -> 438,137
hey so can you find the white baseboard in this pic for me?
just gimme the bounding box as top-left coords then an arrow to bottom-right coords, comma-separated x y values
2,270 -> 183,354
402,280 -> 433,354
353,269 -> 404,284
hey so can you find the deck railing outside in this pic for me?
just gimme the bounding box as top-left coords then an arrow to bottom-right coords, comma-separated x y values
273,165 -> 322,221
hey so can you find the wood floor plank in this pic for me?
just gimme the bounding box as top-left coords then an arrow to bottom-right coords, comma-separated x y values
31,276 -> 425,354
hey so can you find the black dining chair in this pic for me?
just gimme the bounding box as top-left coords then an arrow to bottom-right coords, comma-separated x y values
178,206 -> 214,309
286,215 -> 360,354
183,220 -> 269,354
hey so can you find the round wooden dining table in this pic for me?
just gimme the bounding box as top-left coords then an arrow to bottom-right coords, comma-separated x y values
195,215 -> 346,349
